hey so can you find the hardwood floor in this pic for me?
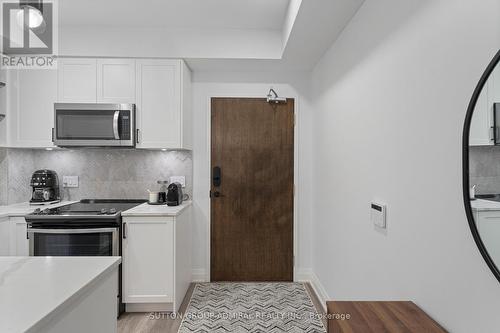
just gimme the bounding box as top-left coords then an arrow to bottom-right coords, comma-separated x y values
118,283 -> 325,333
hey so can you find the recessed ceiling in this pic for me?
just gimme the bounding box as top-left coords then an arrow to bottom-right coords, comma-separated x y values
59,0 -> 290,30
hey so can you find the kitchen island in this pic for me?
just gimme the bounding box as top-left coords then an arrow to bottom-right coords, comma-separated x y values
0,256 -> 120,333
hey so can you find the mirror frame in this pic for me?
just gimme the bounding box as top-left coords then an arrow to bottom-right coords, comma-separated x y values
463,49 -> 500,283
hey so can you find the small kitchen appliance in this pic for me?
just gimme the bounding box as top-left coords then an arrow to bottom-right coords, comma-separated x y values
30,170 -> 60,205
53,103 -> 136,147
166,182 -> 184,206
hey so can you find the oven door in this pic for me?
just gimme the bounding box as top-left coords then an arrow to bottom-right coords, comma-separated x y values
28,228 -> 119,256
53,103 -> 135,147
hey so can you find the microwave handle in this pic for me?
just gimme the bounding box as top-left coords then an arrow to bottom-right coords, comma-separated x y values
113,111 -> 120,140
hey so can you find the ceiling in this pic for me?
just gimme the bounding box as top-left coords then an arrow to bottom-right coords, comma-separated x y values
59,0 -> 290,30
57,0 -> 365,72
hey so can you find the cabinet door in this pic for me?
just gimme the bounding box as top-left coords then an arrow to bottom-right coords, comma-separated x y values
469,84 -> 493,146
97,59 -> 135,103
57,58 -> 97,102
477,211 -> 500,265
136,60 -> 181,149
470,63 -> 500,146
122,217 -> 174,303
9,217 -> 28,256
9,69 -> 57,147
0,217 -> 9,255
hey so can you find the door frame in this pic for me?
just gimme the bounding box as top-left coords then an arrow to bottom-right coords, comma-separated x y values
206,94 -> 300,282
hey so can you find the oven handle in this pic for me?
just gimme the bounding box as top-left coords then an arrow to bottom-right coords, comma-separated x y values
28,228 -> 118,234
113,111 -> 120,140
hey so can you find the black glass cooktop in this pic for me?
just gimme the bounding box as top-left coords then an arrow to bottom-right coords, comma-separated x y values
29,199 -> 146,217
475,194 -> 500,202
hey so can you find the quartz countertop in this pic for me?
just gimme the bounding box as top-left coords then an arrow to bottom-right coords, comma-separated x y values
470,198 -> 500,211
122,201 -> 192,217
0,201 -> 77,219
0,256 -> 121,333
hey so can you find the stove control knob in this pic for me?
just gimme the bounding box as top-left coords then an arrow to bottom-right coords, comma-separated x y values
101,208 -> 108,215
42,208 -> 51,215
109,208 -> 117,214
33,208 -> 41,214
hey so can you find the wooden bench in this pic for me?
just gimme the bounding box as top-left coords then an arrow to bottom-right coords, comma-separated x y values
326,301 -> 447,333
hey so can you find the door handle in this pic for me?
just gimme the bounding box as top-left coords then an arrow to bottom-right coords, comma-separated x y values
210,191 -> 223,198
122,222 -> 127,239
213,166 -> 221,187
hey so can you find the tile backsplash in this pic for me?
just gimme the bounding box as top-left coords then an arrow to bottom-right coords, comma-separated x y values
1,148 -> 192,205
469,145 -> 500,194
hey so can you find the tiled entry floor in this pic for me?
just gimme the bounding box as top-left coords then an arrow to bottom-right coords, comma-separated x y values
118,283 -> 326,333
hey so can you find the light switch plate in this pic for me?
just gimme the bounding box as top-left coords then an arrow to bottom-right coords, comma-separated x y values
169,176 -> 185,187
371,201 -> 386,228
62,176 -> 79,188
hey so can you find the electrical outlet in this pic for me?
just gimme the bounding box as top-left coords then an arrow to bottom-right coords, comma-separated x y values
169,176 -> 186,187
62,176 -> 79,188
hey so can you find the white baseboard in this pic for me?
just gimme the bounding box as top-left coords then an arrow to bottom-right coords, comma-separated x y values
296,268 -> 329,312
309,271 -> 329,312
192,269 -> 208,282
126,303 -> 172,312
295,268 -> 313,282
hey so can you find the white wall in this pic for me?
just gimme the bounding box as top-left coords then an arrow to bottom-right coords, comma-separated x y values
311,0 -> 500,331
191,71 -> 314,281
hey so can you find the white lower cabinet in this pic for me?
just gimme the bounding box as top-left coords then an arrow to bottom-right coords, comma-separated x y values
8,217 -> 29,256
122,207 -> 191,313
475,210 -> 500,265
0,217 -> 9,255
123,217 -> 174,304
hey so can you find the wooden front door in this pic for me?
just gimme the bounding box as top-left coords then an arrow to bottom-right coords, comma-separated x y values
210,97 -> 294,281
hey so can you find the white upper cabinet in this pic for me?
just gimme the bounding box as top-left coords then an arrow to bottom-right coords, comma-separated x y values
7,68 -> 57,148
2,57 -> 191,149
57,58 -> 97,103
470,64 -> 500,146
135,59 -> 192,149
97,59 -> 135,103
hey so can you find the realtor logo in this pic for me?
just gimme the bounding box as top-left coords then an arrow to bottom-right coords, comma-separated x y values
1,0 -> 58,68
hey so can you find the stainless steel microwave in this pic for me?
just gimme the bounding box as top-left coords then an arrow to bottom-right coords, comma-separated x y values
53,103 -> 136,147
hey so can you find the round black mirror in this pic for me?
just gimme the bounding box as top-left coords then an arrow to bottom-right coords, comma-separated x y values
464,49 -> 500,283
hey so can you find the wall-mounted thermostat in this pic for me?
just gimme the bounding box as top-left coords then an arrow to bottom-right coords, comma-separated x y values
370,202 -> 386,228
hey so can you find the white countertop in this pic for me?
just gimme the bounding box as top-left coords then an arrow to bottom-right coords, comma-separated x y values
0,256 -> 121,333
122,201 -> 192,217
0,201 -> 77,219
470,198 -> 500,211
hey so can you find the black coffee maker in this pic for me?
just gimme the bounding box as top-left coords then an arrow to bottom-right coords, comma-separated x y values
166,182 -> 184,206
30,170 -> 60,205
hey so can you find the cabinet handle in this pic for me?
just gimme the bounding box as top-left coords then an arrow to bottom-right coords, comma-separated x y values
136,129 -> 140,144
51,128 -> 54,142
123,222 -> 127,239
